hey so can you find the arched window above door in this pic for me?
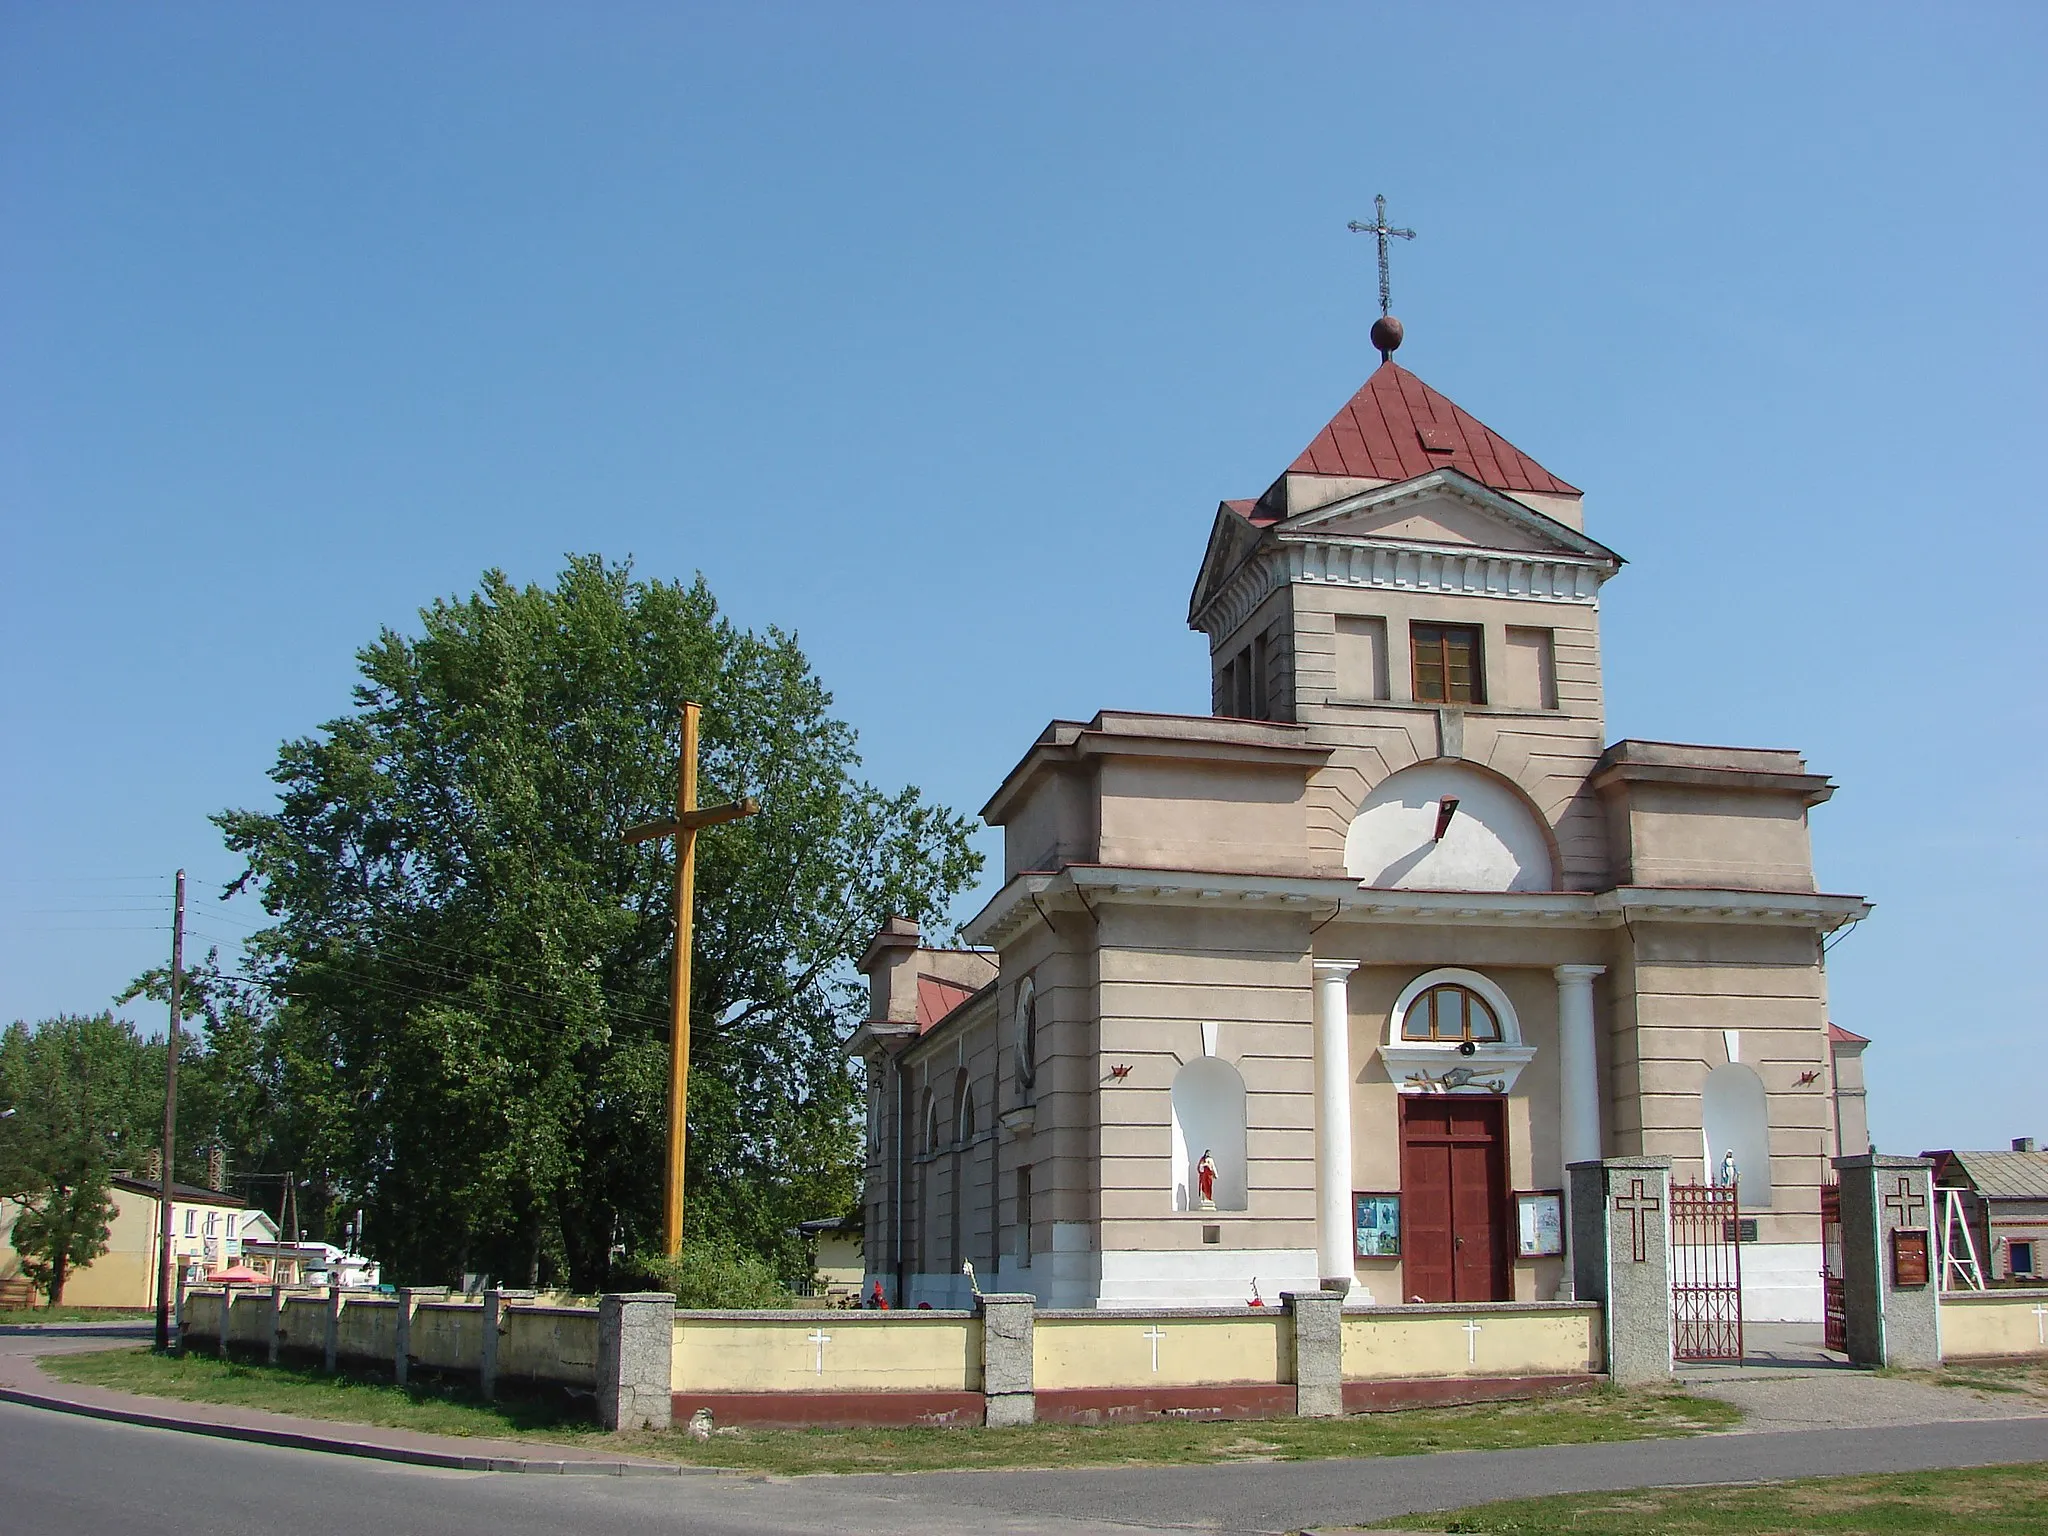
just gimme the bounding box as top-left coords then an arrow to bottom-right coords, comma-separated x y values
1381,967 -> 1536,1096
1401,983 -> 1503,1043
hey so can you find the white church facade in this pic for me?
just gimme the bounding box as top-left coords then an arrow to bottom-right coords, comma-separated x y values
850,333 -> 1872,1323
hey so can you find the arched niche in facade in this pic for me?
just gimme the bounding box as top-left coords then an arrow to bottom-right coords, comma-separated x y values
1171,1056 -> 1248,1212
1701,1062 -> 1772,1211
1343,761 -> 1556,892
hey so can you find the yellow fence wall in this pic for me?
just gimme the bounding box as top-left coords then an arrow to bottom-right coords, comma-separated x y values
183,1289 -> 224,1340
225,1290 -> 270,1348
1036,1312 -> 1290,1391
1941,1291 -> 2048,1359
276,1293 -> 328,1355
337,1296 -> 398,1364
1343,1304 -> 1602,1380
500,1305 -> 599,1387
411,1301 -> 486,1375
672,1311 -> 979,1394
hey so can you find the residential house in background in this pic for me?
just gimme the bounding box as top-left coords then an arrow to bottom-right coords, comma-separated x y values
1925,1139 -> 2048,1283
0,1177 -> 274,1308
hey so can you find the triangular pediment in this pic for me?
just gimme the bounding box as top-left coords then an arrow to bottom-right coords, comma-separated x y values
1282,470 -> 1620,565
1187,501 -> 1267,627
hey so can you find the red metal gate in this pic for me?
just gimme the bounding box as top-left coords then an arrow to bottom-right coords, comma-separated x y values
1671,1181 -> 1744,1361
1821,1180 -> 1846,1354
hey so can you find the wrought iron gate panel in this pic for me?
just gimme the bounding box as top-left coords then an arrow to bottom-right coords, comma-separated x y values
1821,1180 -> 1847,1354
1671,1181 -> 1744,1362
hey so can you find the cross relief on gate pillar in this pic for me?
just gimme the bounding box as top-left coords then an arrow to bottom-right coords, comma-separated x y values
1883,1176 -> 1926,1228
1613,1178 -> 1662,1264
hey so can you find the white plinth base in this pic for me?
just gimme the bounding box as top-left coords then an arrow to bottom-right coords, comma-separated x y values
1738,1242 -> 1824,1323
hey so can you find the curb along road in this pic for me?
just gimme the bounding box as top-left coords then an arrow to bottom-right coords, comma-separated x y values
0,1385 -> 691,1477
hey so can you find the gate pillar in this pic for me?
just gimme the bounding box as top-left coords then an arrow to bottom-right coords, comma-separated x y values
1835,1154 -> 1940,1368
1569,1157 -> 1673,1385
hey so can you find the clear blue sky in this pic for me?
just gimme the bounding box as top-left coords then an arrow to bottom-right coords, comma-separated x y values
3,4 -> 2042,1153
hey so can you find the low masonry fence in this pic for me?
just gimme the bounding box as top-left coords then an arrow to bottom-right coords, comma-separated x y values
178,1284 -> 1608,1432
1937,1287 -> 2048,1363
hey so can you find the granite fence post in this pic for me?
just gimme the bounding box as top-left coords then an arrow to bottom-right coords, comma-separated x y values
479,1289 -> 504,1400
1284,1290 -> 1344,1417
324,1285 -> 344,1373
1569,1157 -> 1673,1385
266,1283 -> 283,1365
1837,1154 -> 1940,1368
394,1287 -> 447,1388
596,1292 -> 676,1431
976,1293 -> 1036,1427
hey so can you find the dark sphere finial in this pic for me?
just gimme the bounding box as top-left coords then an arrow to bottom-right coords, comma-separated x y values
1370,314 -> 1404,360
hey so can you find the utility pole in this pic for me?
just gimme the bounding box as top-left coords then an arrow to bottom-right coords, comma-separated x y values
154,870 -> 185,1352
622,703 -> 760,1257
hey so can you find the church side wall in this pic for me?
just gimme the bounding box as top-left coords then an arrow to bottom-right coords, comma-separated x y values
1090,903 -> 1319,1306
973,909 -> 1102,1307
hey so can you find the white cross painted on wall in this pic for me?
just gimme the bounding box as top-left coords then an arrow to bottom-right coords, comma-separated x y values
1142,1325 -> 1166,1373
1462,1319 -> 1484,1364
809,1328 -> 831,1375
2033,1303 -> 2046,1346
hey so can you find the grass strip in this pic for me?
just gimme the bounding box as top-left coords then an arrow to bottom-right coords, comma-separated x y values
42,1347 -> 1737,1475
1370,1461 -> 2048,1534
1,1308 -> 154,1326
41,1348 -> 607,1445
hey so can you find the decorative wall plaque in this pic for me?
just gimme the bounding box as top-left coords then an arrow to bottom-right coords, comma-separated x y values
1516,1191 -> 1565,1257
1891,1228 -> 1931,1289
1354,1192 -> 1402,1257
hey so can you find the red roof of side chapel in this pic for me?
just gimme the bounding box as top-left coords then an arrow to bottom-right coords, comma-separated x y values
1287,361 -> 1580,497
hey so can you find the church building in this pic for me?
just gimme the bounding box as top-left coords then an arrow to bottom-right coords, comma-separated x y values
850,311 -> 1872,1323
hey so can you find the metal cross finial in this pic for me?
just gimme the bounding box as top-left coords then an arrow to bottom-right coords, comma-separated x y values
1347,193 -> 1416,317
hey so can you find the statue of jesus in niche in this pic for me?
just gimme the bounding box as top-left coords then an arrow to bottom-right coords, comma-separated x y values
1197,1150 -> 1218,1210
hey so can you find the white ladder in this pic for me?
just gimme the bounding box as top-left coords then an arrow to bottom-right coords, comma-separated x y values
1937,1187 -> 1985,1291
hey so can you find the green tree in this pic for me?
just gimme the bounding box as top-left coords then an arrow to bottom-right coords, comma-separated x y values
0,1015 -> 163,1304
213,556 -> 980,1288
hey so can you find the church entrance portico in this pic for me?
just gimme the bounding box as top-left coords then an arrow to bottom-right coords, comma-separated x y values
1399,1097 -> 1511,1303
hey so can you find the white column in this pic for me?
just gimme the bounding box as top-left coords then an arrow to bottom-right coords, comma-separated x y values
1554,964 -> 1607,1171
1313,960 -> 1360,1291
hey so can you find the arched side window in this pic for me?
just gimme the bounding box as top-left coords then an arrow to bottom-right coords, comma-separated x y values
1386,968 -> 1522,1046
1170,1057 -> 1249,1212
954,1069 -> 975,1145
922,1087 -> 939,1156
1401,983 -> 1503,1043
1014,978 -> 1038,1093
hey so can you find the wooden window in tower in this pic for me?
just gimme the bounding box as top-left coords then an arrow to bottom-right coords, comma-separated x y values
1411,622 -> 1484,705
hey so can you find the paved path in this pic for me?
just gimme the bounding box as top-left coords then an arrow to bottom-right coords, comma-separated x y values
1676,1322 -> 2046,1434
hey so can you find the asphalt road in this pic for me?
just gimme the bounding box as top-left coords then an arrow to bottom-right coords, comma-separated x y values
4,1397 -> 2045,1535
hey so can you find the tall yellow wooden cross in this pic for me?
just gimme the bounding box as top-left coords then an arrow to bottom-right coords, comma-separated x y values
623,702 -> 760,1257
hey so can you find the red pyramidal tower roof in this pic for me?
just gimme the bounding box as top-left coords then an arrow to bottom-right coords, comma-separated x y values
1288,361 -> 1579,498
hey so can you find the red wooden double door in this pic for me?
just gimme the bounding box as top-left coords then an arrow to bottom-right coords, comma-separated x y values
1399,1097 -> 1511,1303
